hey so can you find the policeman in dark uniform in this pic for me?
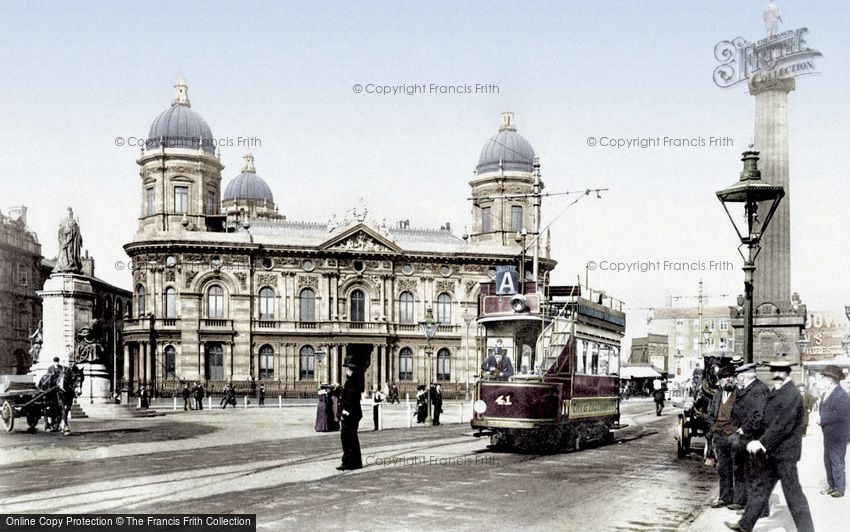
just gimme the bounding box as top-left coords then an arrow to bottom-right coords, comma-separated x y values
338,355 -> 365,471
725,359 -> 814,532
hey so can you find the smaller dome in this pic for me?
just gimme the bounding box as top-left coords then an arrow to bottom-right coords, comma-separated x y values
476,112 -> 535,174
222,153 -> 275,203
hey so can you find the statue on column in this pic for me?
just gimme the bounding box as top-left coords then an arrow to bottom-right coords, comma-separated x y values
764,1 -> 782,38
53,207 -> 83,273
75,319 -> 104,364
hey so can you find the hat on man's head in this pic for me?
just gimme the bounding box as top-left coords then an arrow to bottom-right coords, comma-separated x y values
730,356 -> 744,366
821,365 -> 845,383
342,354 -> 360,369
735,363 -> 758,374
766,356 -> 796,372
718,365 -> 737,378
52,357 -> 60,363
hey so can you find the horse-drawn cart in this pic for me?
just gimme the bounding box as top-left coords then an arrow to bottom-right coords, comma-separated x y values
1,383 -> 55,432
675,353 -> 731,459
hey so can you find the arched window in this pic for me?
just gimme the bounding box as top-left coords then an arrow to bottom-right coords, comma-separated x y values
299,345 -> 315,380
437,348 -> 451,381
399,347 -> 413,381
399,291 -> 414,323
136,285 -> 146,318
350,289 -> 365,322
436,293 -> 451,323
299,288 -> 315,322
259,344 -> 274,380
164,345 -> 176,379
205,343 -> 224,380
208,286 -> 224,319
259,287 -> 275,320
164,287 -> 177,319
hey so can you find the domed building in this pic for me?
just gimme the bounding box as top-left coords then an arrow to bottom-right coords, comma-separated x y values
122,83 -> 555,401
222,153 -> 282,222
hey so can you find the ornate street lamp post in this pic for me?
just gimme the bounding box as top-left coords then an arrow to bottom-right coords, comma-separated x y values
716,149 -> 785,364
419,306 -> 440,425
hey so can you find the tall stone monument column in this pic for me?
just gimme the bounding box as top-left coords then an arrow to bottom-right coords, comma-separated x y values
749,76 -> 794,310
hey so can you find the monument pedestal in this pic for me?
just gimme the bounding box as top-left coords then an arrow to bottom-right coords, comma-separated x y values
29,273 -> 95,384
77,362 -> 112,404
732,307 -> 807,382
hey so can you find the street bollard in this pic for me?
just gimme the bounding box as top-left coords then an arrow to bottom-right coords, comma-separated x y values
458,403 -> 463,423
244,395 -> 248,408
137,397 -> 141,408
173,397 -> 177,411
406,402 -> 412,428
278,395 -> 282,408
208,396 -> 212,410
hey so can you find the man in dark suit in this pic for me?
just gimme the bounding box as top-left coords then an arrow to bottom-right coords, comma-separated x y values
338,355 -> 365,471
707,365 -> 740,509
481,340 -> 515,379
731,363 -> 770,516
430,384 -> 443,426
725,359 -> 814,532
817,364 -> 850,498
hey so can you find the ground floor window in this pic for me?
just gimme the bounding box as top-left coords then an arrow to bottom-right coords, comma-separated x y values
260,345 -> 274,380
436,348 -> 451,380
164,345 -> 176,379
300,345 -> 315,380
399,347 -> 413,380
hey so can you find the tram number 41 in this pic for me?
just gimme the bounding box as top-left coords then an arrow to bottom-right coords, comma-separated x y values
494,394 -> 513,406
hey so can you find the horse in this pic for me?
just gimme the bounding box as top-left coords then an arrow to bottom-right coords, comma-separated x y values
39,364 -> 84,434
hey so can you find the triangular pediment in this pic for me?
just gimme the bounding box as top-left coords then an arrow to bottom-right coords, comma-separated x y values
319,223 -> 401,253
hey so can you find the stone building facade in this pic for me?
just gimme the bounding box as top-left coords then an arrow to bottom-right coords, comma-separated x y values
650,305 -> 735,380
122,81 -> 555,398
0,206 -> 51,374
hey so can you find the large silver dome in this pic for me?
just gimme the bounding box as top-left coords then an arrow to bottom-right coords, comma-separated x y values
223,153 -> 274,203
476,112 -> 535,174
146,79 -> 215,153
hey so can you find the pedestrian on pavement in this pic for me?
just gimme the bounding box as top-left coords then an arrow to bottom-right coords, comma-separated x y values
258,384 -> 265,406
338,355 -> 365,471
725,359 -> 814,532
707,365 -> 741,509
193,381 -> 205,411
389,383 -> 400,404
221,383 -> 236,409
816,364 -> 850,498
799,384 -> 816,436
139,386 -> 149,409
372,387 -> 384,430
415,385 -> 427,423
430,383 -> 443,426
652,382 -> 666,416
181,384 -> 191,411
731,363 -> 770,518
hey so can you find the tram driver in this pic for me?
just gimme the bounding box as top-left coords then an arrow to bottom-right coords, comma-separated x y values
481,339 -> 515,380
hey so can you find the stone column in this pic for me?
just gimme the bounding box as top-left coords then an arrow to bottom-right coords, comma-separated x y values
370,344 -> 379,392
340,344 -> 347,385
749,76 -> 794,310
330,344 -> 338,384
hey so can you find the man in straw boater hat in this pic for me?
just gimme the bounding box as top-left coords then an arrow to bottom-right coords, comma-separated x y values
337,354 -> 366,471
816,364 -> 850,498
725,357 -> 814,532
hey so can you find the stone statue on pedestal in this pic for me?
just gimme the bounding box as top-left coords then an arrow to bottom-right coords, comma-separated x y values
74,319 -> 104,364
53,207 -> 83,273
764,1 -> 782,38
28,320 -> 43,364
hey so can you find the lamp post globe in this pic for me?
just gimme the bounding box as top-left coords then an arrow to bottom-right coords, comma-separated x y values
716,149 -> 785,364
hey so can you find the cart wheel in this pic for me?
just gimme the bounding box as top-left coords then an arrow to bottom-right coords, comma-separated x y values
676,414 -> 689,458
2,401 -> 14,432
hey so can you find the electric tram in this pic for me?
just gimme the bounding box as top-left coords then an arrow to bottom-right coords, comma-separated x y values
471,273 -> 626,450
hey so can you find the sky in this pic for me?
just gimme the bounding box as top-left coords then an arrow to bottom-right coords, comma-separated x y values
1,1 -> 848,343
